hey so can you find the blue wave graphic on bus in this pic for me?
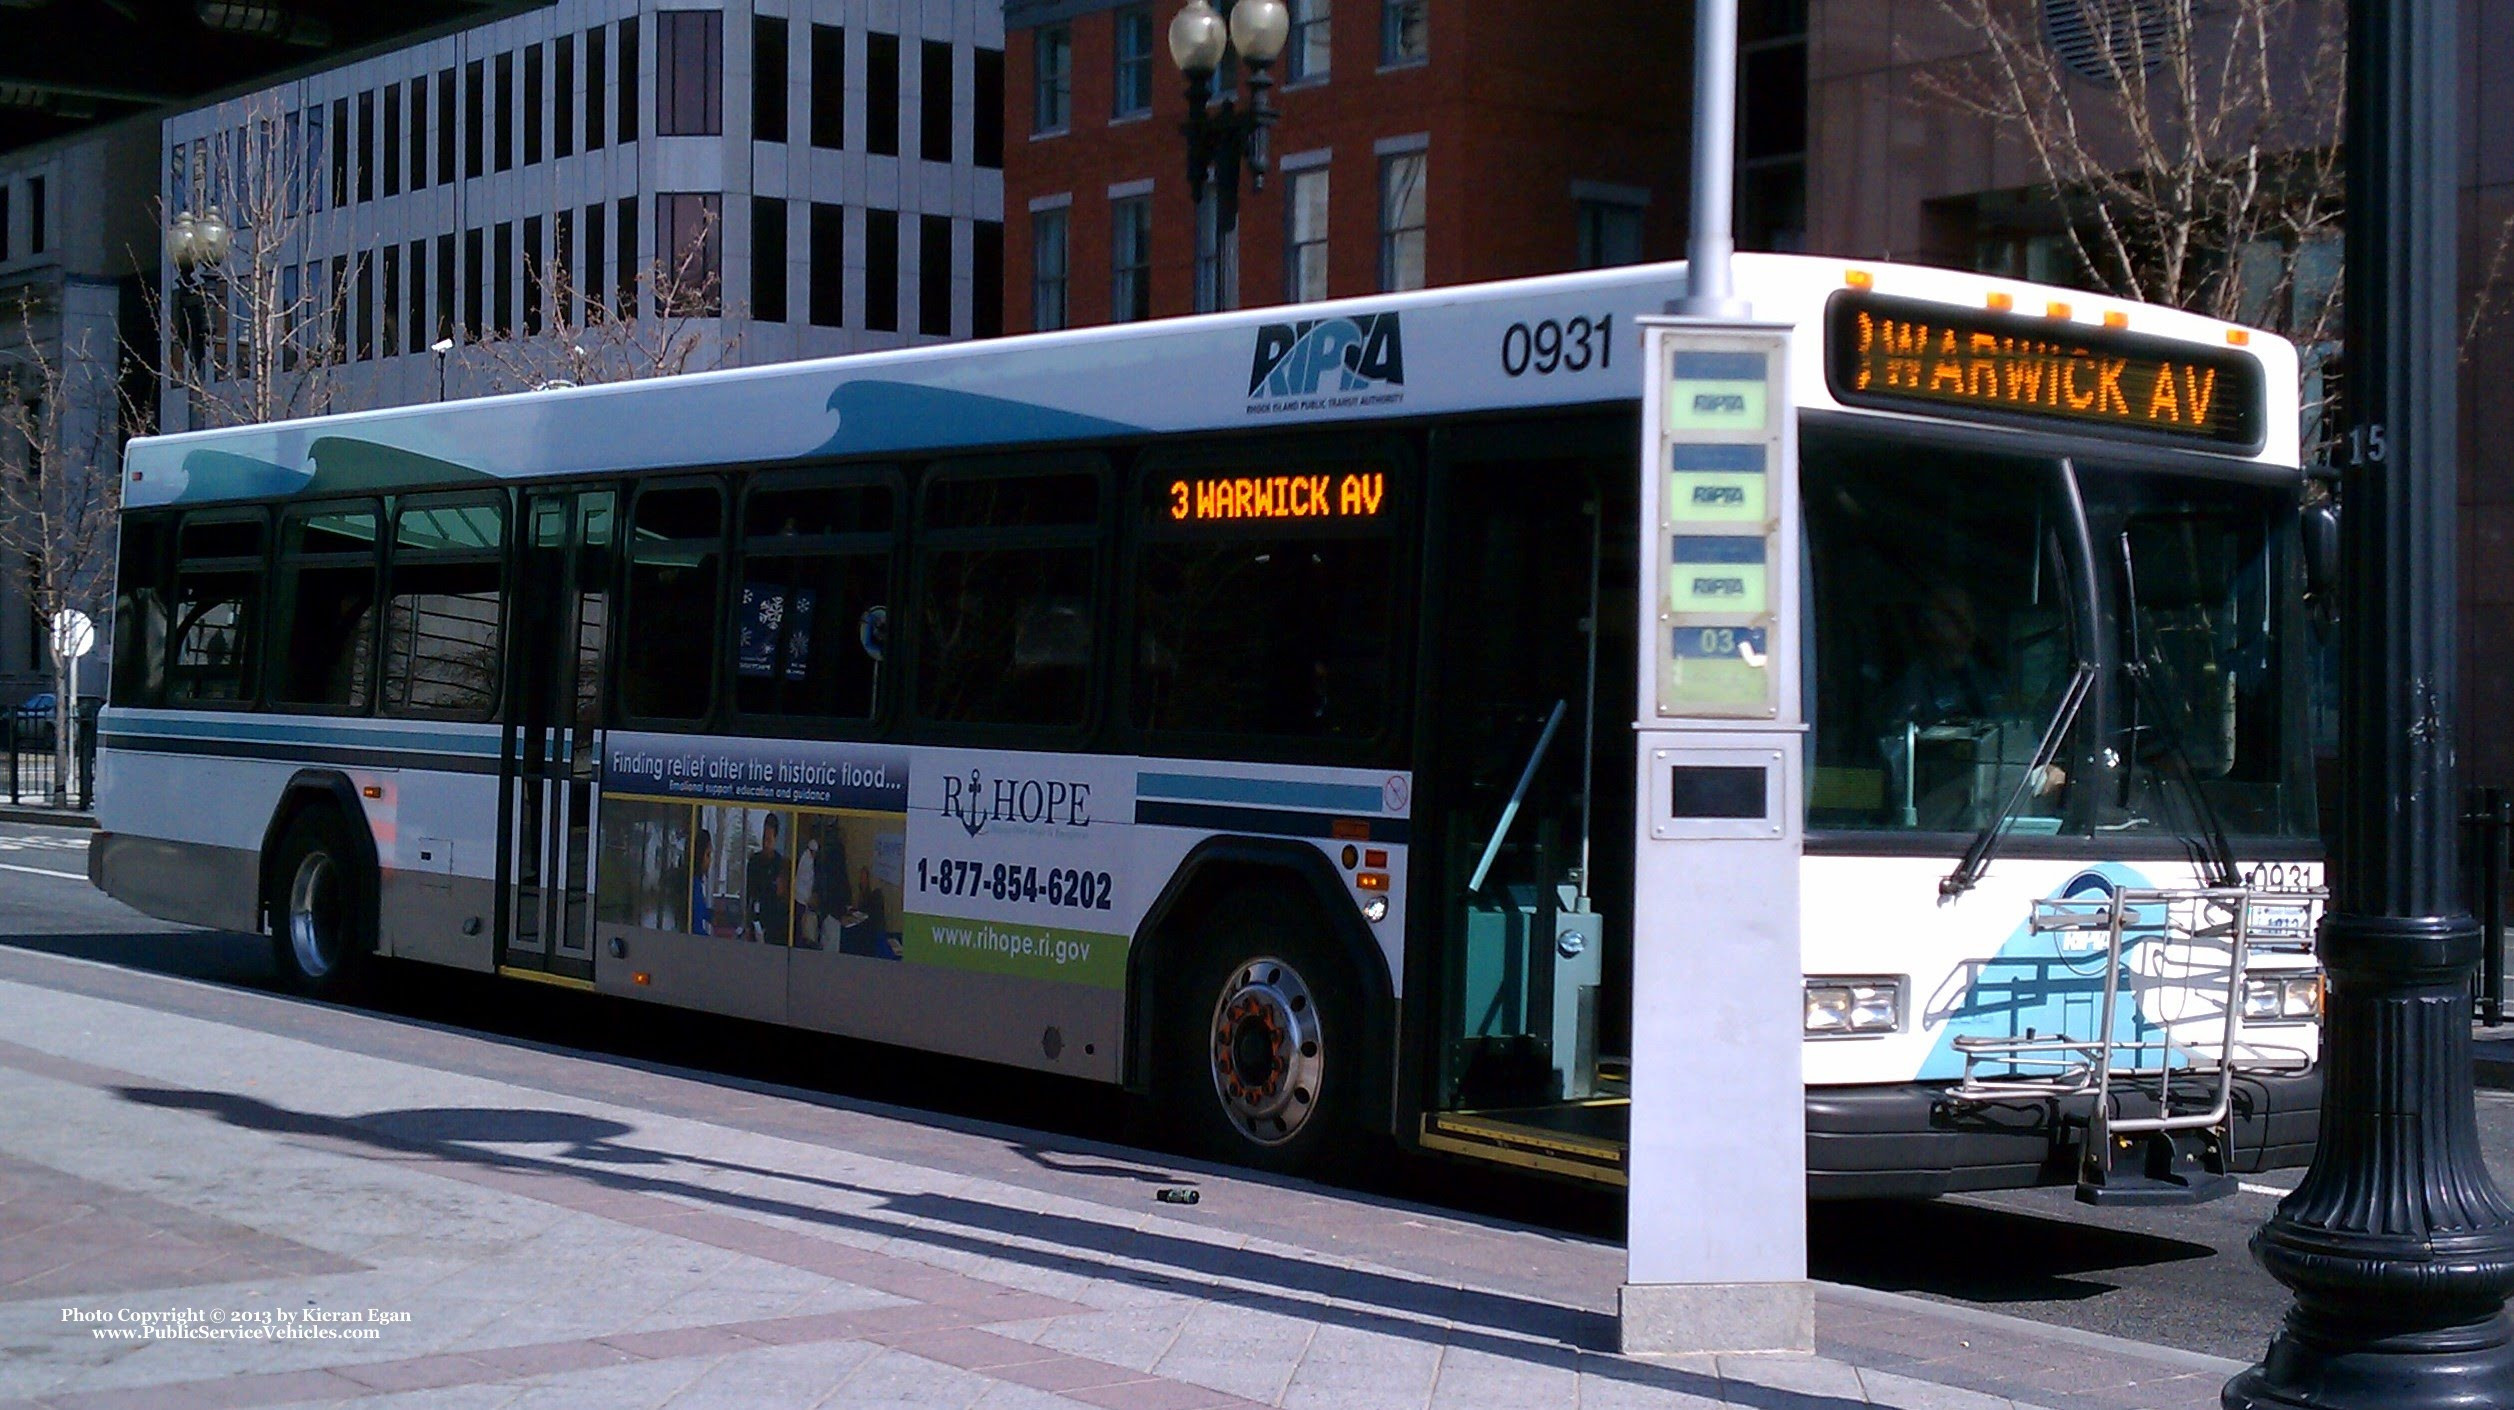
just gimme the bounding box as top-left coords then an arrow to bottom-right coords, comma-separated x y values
1916,864 -> 2176,1081
172,448 -> 310,503
812,381 -> 1141,455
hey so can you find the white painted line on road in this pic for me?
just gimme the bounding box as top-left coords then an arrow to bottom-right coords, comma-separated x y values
0,860 -> 86,881
2241,1182 -> 2296,1197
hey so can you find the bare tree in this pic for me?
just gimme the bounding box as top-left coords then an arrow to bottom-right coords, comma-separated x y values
0,291 -> 127,804
1918,0 -> 2348,357
150,93 -> 345,430
463,203 -> 743,394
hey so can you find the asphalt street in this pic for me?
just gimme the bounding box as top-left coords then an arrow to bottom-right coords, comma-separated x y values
4,817 -> 2510,1365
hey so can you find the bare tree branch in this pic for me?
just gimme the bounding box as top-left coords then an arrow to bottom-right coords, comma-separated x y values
462,201 -> 744,394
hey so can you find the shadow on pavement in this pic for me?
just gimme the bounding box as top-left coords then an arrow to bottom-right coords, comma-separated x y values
114,1083 -> 1879,1409
0,929 -> 274,985
1810,1198 -> 2215,1305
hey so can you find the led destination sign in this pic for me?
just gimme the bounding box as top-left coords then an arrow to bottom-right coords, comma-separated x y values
1162,470 -> 1389,525
1825,291 -> 2264,449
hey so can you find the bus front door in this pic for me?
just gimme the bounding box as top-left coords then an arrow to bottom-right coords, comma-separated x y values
495,488 -> 615,982
1415,417 -> 1638,1184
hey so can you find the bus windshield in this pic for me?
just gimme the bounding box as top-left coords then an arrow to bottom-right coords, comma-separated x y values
1803,430 -> 2314,845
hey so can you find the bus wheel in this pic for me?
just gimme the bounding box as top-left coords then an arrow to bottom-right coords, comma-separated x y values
270,809 -> 373,998
1170,897 -> 1356,1173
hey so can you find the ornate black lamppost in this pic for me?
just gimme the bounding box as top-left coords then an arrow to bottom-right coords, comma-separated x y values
164,205 -> 231,369
1166,0 -> 1288,237
2226,1 -> 2514,1405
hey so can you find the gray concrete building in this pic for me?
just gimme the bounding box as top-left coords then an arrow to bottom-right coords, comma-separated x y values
159,0 -> 1008,427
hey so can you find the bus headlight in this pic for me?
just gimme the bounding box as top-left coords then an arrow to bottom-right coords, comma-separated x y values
1806,978 -> 1901,1035
1361,896 -> 1389,924
2243,974 -> 2323,1021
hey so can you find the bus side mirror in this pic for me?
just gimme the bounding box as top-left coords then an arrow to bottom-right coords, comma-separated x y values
2303,500 -> 2341,599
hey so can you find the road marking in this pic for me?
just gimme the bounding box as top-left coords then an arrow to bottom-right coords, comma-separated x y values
0,860 -> 86,881
2241,1181 -> 2295,1197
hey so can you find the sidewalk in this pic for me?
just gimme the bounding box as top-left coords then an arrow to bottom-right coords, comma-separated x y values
2479,1023 -> 2514,1091
0,942 -> 2250,1410
0,801 -> 92,829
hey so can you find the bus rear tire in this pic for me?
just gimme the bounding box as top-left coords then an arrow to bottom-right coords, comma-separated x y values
269,808 -> 374,999
1165,890 -> 1360,1177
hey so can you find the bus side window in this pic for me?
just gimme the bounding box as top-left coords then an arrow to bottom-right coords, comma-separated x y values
270,504 -> 381,712
382,496 -> 507,720
734,476 -> 894,723
167,512 -> 268,707
915,469 -> 1101,729
620,485 -> 726,723
111,514 -> 173,707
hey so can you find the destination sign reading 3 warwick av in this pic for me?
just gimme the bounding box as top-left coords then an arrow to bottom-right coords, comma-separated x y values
1824,290 -> 2265,449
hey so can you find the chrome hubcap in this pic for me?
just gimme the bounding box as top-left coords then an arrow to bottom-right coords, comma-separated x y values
1208,957 -> 1324,1146
288,850 -> 342,980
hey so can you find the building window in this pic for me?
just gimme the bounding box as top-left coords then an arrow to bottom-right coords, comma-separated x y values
463,227 -> 483,339
1382,0 -> 1427,66
975,48 -> 1004,168
920,39 -> 953,162
619,16 -> 641,143
555,35 -> 576,158
919,214 -> 953,336
493,221 -> 513,335
1378,149 -> 1425,291
585,26 -> 608,150
408,237 -> 427,355
382,244 -> 401,356
752,195 -> 787,322
1032,205 -> 1068,331
437,68 -> 456,181
463,62 -> 484,178
410,77 -> 430,190
1288,0 -> 1329,82
1112,194 -> 1151,322
355,253 -> 375,360
524,43 -> 546,165
974,219 -> 1003,338
523,215 -> 544,335
810,24 -> 845,149
333,96 -> 351,205
582,203 -> 605,322
435,232 -> 454,342
865,208 -> 899,332
495,52 -> 514,171
382,85 -> 402,197
554,209 -> 575,327
1033,24 -> 1071,133
357,90 -> 375,202
1739,0 -> 1807,252
616,195 -> 637,316
23,177 -> 40,256
866,32 -> 900,157
753,15 -> 788,142
809,201 -> 844,326
1113,6 -> 1154,117
1285,166 -> 1329,302
1575,195 -> 1646,268
657,192 -> 722,316
657,11 -> 725,137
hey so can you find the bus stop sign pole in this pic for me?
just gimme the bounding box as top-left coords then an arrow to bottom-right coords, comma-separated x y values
2227,0 -> 2514,1404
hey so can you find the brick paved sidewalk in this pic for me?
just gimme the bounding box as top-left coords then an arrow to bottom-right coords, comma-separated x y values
0,944 -> 2244,1410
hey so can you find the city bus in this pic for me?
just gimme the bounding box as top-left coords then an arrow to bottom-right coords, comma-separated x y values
92,254 -> 2327,1199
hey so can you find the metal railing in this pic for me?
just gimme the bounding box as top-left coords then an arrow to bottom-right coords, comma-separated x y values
2,702 -> 98,810
2466,786 -> 2509,1027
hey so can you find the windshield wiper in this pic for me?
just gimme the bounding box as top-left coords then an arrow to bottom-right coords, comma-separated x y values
1940,660 -> 2097,902
2120,657 -> 2243,888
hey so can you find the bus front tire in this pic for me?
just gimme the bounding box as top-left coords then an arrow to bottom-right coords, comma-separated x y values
1166,893 -> 1360,1176
268,808 -> 375,999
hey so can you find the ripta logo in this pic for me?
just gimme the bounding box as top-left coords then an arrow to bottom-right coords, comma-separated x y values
1248,313 -> 1406,399
939,768 -> 1093,838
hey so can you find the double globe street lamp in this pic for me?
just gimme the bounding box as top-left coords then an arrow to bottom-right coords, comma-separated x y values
1167,0 -> 1288,238
164,206 -> 233,370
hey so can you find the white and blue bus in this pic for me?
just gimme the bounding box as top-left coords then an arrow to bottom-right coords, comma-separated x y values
93,254 -> 2326,1197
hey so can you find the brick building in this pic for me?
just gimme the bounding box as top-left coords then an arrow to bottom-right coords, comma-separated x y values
996,0 -> 1720,332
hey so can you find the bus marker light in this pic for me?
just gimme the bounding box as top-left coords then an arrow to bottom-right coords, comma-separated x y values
633,971 -> 652,986
2046,301 -> 2072,320
2104,310 -> 2129,329
1986,292 -> 2013,312
1364,849 -> 1387,868
1331,819 -> 1370,841
1355,871 -> 1388,891
362,785 -> 383,799
1845,268 -> 1873,289
2227,328 -> 2251,346
1340,844 -> 1358,869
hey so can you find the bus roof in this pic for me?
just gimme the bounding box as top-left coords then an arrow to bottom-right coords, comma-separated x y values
123,253 -> 2302,510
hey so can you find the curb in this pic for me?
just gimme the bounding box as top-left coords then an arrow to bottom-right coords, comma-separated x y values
2478,1052 -> 2514,1092
0,805 -> 94,828
1816,1280 -> 2249,1377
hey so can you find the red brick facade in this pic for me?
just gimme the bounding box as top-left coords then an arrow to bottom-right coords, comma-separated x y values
1000,1 -> 1695,332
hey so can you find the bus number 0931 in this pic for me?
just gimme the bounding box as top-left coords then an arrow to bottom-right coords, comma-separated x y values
1501,315 -> 1613,378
